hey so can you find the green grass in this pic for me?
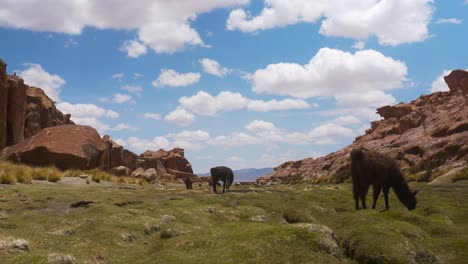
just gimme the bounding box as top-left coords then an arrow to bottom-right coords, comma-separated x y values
0,180 -> 466,263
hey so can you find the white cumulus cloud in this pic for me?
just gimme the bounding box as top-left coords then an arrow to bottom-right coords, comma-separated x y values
431,70 -> 451,93
227,0 -> 434,46
120,40 -> 148,58
144,112 -> 162,121
17,63 -> 66,102
164,107 -> 196,126
434,18 -> 462,24
152,69 -> 201,88
200,58 -> 231,77
250,48 -> 406,109
0,0 -> 249,55
178,91 -> 311,116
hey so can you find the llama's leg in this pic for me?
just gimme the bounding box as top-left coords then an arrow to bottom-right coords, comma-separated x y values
382,186 -> 390,211
372,185 -> 381,209
360,194 -> 367,209
354,195 -> 360,210
213,182 -> 217,194
222,181 -> 226,193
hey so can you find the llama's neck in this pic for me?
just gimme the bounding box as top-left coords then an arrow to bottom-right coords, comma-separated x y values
392,177 -> 412,205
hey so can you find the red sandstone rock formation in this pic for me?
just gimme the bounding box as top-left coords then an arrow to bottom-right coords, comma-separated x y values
101,136 -> 138,171
6,75 -> 26,146
0,59 -> 7,149
24,87 -> 74,138
2,125 -> 108,170
258,70 -> 468,184
139,148 -> 193,173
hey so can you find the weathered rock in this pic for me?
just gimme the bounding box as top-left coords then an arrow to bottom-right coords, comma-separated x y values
0,238 -> 30,252
131,167 -> 145,178
24,87 -> 74,139
444,69 -> 468,94
0,59 -> 7,149
167,168 -> 200,182
140,148 -> 193,173
291,223 -> 342,258
6,75 -> 26,146
259,69 -> 468,184
2,125 -> 107,170
139,168 -> 158,181
102,136 -> 138,171
429,167 -> 465,185
47,253 -> 77,264
110,166 -> 131,177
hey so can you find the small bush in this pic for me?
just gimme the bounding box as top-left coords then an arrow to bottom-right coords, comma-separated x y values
63,169 -> 81,178
12,166 -> 33,184
32,168 -> 48,180
0,171 -> 16,184
47,170 -> 63,182
92,174 -> 101,183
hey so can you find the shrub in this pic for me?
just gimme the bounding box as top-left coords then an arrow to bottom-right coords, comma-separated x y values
0,170 -> 16,184
63,169 -> 82,178
15,166 -> 33,184
47,170 -> 63,182
32,168 -> 48,180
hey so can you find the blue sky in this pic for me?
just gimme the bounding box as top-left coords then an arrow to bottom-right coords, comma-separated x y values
0,0 -> 467,173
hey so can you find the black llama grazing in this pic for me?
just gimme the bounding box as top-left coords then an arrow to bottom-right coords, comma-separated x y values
351,148 -> 419,211
210,166 -> 234,194
184,177 -> 193,190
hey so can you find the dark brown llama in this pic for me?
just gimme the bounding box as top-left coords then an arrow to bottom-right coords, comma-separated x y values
210,166 -> 234,194
184,177 -> 193,190
351,148 -> 419,211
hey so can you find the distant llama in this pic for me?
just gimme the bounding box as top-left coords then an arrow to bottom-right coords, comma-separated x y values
351,148 -> 419,211
210,166 -> 234,194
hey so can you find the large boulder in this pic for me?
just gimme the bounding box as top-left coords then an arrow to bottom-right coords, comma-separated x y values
110,166 -> 131,177
102,136 -> 138,171
0,59 -> 7,149
24,87 -> 74,138
444,69 -> 468,94
140,148 -> 193,173
2,125 -> 107,170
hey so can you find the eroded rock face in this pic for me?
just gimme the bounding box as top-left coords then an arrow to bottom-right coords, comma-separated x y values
258,70 -> 468,184
6,75 -> 26,146
139,148 -> 193,173
24,87 -> 74,138
0,59 -> 8,149
102,136 -> 138,171
2,125 -> 107,170
444,69 -> 468,94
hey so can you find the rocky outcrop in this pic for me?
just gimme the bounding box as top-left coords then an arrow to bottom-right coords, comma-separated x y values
101,136 -> 138,171
110,166 -> 132,177
0,59 -> 74,151
6,75 -> 27,146
139,148 -> 193,173
258,70 -> 468,184
24,87 -> 74,138
0,59 -> 7,149
2,125 -> 108,170
444,69 -> 468,95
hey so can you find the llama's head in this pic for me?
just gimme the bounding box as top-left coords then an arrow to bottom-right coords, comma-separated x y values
405,190 -> 419,210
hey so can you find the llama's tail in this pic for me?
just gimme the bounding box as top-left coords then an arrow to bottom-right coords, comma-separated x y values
351,148 -> 364,161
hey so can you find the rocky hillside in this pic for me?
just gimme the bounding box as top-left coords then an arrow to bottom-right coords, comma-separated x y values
0,58 -> 198,182
258,70 -> 468,185
0,59 -> 73,150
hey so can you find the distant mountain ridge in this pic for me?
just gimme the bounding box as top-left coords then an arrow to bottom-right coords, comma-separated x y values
199,167 -> 273,182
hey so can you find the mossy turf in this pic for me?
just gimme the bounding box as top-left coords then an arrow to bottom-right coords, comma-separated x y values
0,180 -> 467,263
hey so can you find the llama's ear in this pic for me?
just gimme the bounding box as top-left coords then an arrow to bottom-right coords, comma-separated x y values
413,190 -> 419,197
